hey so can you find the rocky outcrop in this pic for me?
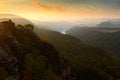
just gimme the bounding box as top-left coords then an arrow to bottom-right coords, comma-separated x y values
0,20 -> 71,80
0,47 -> 18,76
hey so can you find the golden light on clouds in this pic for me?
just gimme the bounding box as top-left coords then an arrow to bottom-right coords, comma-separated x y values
0,0 -> 120,21
32,0 -> 64,12
30,0 -> 120,21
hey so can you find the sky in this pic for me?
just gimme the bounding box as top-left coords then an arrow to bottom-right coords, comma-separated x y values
0,0 -> 120,21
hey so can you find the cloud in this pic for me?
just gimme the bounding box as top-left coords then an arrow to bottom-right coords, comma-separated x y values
36,0 -> 120,11
32,0 -> 64,12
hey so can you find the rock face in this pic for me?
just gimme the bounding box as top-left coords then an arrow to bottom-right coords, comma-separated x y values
0,47 -> 18,76
0,20 -> 70,80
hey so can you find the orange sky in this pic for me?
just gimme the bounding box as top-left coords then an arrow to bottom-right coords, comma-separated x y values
0,0 -> 120,21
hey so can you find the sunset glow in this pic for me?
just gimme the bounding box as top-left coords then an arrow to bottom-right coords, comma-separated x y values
0,0 -> 120,21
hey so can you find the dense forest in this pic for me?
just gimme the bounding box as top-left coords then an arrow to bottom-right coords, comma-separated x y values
0,20 -> 120,80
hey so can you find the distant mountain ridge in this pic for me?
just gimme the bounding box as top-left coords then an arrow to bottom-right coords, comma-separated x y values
66,26 -> 120,57
0,14 -> 20,18
97,20 -> 120,28
0,14 -> 34,25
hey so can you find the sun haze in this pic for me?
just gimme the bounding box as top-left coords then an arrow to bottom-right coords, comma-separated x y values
0,0 -> 120,21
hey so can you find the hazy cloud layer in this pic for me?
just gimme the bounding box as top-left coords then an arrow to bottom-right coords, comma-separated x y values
36,0 -> 120,11
0,0 -> 119,20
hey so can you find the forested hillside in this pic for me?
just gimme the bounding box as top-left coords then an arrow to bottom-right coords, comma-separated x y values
35,27 -> 120,80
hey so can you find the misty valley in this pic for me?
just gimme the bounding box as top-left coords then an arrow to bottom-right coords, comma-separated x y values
0,13 -> 120,80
